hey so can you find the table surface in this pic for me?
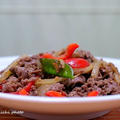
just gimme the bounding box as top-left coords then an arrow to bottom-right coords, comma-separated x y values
0,106 -> 120,120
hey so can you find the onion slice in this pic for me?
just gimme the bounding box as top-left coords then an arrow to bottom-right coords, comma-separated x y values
91,60 -> 101,78
73,63 -> 93,75
35,77 -> 66,96
35,77 -> 66,87
114,73 -> 120,84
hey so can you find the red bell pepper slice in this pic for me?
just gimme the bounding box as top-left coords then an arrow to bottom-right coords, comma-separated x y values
0,85 -> 2,90
18,89 -> 29,95
45,91 -> 66,97
24,81 -> 35,92
65,58 -> 90,68
58,43 -> 79,60
88,91 -> 99,97
41,53 -> 57,59
18,81 -> 35,95
13,81 -> 35,95
41,43 -> 79,60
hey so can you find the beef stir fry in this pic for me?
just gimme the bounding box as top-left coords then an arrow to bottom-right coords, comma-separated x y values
0,43 -> 120,97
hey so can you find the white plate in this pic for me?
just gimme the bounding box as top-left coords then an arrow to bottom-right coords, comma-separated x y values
0,56 -> 120,118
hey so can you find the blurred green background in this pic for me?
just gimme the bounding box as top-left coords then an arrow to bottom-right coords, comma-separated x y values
0,0 -> 120,58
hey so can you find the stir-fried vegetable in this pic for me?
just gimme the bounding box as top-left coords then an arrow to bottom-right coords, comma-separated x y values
53,48 -> 65,57
109,63 -> 118,73
12,80 -> 35,95
91,60 -> 101,78
40,58 -> 74,78
88,91 -> 99,97
35,77 -> 66,86
18,89 -> 29,95
37,85 -> 52,96
35,77 -> 66,96
73,63 -> 93,75
65,58 -> 90,68
24,81 -> 35,92
45,91 -> 66,97
58,43 -> 79,60
114,73 -> 120,85
1,42 -> 120,98
41,43 -> 79,60
41,53 -> 56,59
0,85 -> 2,90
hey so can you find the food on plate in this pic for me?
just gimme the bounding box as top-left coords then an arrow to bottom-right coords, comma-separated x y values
0,43 -> 120,97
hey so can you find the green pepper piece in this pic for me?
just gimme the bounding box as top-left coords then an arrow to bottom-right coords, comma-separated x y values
40,58 -> 74,78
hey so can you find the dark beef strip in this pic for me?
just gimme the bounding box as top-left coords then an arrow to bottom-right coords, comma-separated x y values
2,76 -> 22,92
48,83 -> 65,92
72,50 -> 95,63
10,55 -> 43,79
63,75 -> 86,89
29,85 -> 38,96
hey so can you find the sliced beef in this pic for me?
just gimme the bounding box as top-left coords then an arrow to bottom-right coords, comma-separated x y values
68,78 -> 120,97
29,85 -> 38,96
48,83 -> 65,92
68,87 -> 87,97
2,76 -> 22,92
10,66 -> 29,79
63,76 -> 86,88
10,56 -> 43,79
